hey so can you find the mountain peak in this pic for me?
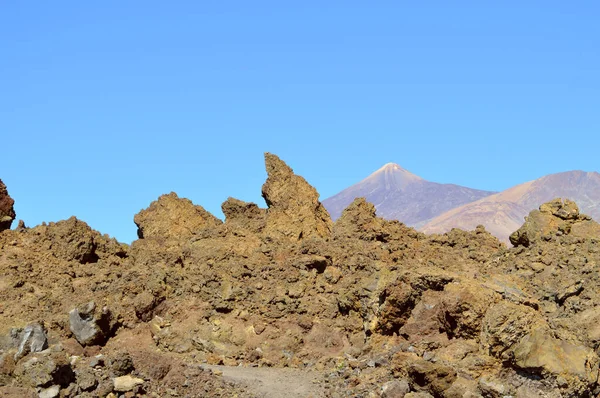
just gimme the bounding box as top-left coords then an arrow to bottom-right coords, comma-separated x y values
368,162 -> 424,188
378,162 -> 404,172
322,162 -> 494,223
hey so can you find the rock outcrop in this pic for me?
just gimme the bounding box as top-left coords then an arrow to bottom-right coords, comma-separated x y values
0,179 -> 15,232
262,153 -> 332,241
222,197 -> 266,234
2,163 -> 600,397
509,198 -> 598,246
134,192 -> 222,240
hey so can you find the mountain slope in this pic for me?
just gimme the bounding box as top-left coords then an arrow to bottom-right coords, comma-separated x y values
323,163 -> 496,226
422,170 -> 600,242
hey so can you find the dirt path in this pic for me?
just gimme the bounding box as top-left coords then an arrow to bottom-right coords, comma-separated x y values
202,365 -> 327,398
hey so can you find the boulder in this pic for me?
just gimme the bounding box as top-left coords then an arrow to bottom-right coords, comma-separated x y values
69,302 -> 112,346
539,198 -> 580,220
261,153 -> 332,241
33,217 -> 99,264
13,323 -> 48,361
403,356 -> 457,396
221,197 -> 266,233
332,197 -> 388,241
480,301 -> 547,359
0,179 -> 15,232
376,282 -> 418,335
13,352 -> 73,388
439,282 -> 498,339
509,198 -> 596,247
134,192 -> 222,240
511,327 -> 599,394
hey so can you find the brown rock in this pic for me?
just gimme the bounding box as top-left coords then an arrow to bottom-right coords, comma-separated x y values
509,198 -> 593,247
0,179 -> 15,232
511,327 -> 599,394
333,198 -> 388,241
380,379 -> 410,397
539,198 -> 580,220
570,219 -> 600,238
480,301 -> 547,360
35,217 -> 99,263
221,197 -> 266,233
134,192 -> 221,240
401,356 -> 457,396
439,282 -> 498,339
261,153 -> 332,241
377,282 -> 418,335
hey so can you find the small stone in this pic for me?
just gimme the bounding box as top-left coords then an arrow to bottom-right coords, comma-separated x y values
113,375 -> 144,392
381,379 -> 410,398
77,368 -> 98,391
38,385 -> 60,398
89,355 -> 105,368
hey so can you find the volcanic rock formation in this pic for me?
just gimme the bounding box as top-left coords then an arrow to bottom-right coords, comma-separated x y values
1,155 -> 600,397
0,179 -> 15,232
262,152 -> 332,241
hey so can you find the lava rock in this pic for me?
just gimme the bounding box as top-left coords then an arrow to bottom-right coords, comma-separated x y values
134,192 -> 221,240
222,197 -> 266,234
13,323 -> 48,362
0,178 -> 16,232
261,153 -> 332,241
69,302 -> 111,346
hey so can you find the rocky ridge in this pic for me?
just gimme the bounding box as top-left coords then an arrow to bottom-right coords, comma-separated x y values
1,153 -> 600,397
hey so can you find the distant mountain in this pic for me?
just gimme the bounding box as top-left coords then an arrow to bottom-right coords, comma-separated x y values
422,170 -> 600,242
322,163 -> 496,226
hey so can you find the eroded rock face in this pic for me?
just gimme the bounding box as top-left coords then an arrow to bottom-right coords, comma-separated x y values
480,301 -> 547,359
0,179 -> 16,232
261,153 -> 332,241
134,192 -> 222,240
510,198 -> 599,247
512,327 -> 599,395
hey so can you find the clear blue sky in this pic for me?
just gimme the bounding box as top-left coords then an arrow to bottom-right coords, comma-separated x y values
2,2 -> 598,243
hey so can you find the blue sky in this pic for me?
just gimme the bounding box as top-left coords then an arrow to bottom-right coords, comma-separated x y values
2,2 -> 599,242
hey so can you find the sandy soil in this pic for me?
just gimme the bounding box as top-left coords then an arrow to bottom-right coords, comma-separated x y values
202,365 -> 327,398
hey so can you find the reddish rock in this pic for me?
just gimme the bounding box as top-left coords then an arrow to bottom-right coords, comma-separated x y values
0,179 -> 15,232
